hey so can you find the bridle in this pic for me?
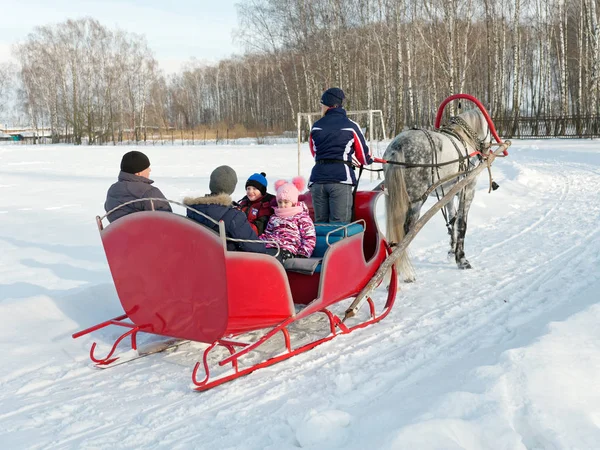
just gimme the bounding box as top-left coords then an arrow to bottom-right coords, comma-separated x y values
446,115 -> 492,155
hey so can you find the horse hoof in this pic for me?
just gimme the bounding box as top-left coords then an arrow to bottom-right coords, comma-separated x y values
458,262 -> 472,270
403,273 -> 416,283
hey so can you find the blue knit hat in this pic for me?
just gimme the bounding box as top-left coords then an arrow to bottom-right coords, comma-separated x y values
320,87 -> 345,107
246,172 -> 268,196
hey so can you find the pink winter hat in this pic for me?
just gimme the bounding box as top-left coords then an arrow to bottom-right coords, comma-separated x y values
275,177 -> 306,205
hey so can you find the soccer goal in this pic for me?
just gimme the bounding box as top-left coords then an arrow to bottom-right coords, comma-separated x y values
296,109 -> 387,180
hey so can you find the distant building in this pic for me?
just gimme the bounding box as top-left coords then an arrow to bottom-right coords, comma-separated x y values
0,127 -> 52,143
3,126 -> 52,137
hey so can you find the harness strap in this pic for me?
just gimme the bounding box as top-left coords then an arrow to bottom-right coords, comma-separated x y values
351,165 -> 364,221
381,158 -> 465,168
316,159 -> 353,167
420,129 -> 450,227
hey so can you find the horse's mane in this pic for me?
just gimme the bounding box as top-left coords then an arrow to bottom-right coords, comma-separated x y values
458,109 -> 489,142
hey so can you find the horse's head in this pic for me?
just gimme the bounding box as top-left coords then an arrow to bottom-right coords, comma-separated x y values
454,109 -> 492,155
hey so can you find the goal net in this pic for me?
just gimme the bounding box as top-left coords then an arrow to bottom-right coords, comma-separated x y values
296,109 -> 387,180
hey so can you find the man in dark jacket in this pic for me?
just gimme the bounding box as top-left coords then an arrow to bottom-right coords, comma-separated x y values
104,151 -> 172,223
308,87 -> 374,223
184,165 -> 266,253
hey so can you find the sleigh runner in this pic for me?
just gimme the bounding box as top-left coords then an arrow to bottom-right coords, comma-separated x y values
72,94 -> 511,391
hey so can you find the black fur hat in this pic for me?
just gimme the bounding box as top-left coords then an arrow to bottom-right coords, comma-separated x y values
120,151 -> 150,174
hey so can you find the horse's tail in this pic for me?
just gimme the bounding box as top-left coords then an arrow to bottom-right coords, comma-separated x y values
384,156 -> 415,281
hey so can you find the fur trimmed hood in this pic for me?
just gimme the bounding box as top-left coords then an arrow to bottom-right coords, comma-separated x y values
183,193 -> 233,207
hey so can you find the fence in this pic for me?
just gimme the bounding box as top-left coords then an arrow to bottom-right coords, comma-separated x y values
5,116 -> 600,145
1,128 -> 295,146
493,116 -> 600,139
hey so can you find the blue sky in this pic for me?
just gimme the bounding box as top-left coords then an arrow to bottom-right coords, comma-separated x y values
0,0 -> 242,73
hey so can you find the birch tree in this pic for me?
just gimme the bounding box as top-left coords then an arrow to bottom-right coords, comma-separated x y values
0,63 -> 16,123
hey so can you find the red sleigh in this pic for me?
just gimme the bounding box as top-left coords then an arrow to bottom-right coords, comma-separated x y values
72,190 -> 397,391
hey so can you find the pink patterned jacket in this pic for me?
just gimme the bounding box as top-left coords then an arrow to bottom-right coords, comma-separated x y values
260,202 -> 316,257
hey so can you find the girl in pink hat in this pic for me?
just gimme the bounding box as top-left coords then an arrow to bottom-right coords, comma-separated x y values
260,177 -> 316,262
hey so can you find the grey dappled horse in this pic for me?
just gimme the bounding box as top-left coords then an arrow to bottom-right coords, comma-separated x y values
383,109 -> 492,281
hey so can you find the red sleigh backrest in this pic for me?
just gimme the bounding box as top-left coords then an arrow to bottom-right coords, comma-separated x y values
100,211 -> 229,343
101,210 -> 297,341
223,251 -> 296,334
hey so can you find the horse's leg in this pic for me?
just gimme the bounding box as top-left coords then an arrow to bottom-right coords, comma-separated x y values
444,195 -> 458,259
405,200 -> 423,235
455,181 -> 477,269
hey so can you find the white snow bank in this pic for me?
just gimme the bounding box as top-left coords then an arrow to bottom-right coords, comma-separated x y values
0,140 -> 599,449
385,293 -> 600,449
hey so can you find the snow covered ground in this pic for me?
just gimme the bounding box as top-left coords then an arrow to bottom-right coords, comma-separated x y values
0,140 -> 599,449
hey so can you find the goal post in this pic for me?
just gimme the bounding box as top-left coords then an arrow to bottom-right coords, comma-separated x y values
297,109 -> 387,180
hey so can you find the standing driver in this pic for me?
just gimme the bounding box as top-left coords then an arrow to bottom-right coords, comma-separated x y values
308,87 -> 373,223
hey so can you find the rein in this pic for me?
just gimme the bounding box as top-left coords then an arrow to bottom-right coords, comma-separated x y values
375,111 -> 495,169
376,118 -> 487,170
374,116 -> 497,228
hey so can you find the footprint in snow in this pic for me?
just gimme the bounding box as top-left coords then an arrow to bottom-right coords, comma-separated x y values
295,409 -> 352,448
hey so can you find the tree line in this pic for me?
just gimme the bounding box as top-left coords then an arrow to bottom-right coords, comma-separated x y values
1,0 -> 599,143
